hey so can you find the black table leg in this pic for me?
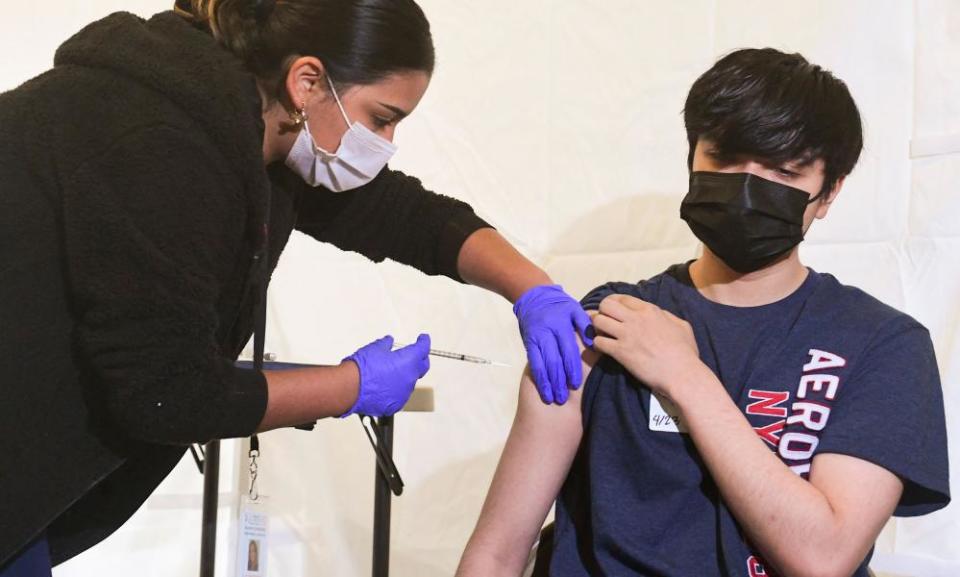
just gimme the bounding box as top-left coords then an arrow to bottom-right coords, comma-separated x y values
372,415 -> 394,577
199,440 -> 220,577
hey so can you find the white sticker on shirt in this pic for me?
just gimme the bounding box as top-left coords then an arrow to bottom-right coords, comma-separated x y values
649,393 -> 688,433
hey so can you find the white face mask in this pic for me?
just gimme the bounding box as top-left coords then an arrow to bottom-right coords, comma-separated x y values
285,76 -> 398,192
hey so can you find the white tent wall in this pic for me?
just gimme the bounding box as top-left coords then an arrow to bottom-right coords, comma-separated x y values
1,2 -> 955,576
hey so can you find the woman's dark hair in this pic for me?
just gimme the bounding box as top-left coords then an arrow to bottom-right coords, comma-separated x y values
683,48 -> 863,193
175,0 -> 435,102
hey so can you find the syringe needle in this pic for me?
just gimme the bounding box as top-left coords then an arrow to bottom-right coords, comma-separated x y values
393,344 -> 509,367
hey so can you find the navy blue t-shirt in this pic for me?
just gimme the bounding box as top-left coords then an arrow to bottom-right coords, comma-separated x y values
549,262 -> 950,577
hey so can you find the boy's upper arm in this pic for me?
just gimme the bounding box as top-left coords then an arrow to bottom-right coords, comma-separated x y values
501,343 -> 598,520
461,344 -> 597,574
516,338 -> 599,422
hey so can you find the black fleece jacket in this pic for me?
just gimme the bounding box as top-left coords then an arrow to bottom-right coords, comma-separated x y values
0,11 -> 490,567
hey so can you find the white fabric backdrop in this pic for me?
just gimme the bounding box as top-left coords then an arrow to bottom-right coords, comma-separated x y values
2,2 -> 957,576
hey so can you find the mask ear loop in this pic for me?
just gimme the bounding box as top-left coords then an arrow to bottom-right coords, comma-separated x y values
807,176 -> 840,204
325,75 -> 353,129
807,189 -> 827,205
802,185 -> 831,237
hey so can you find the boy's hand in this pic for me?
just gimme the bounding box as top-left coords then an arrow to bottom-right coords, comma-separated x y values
592,294 -> 705,400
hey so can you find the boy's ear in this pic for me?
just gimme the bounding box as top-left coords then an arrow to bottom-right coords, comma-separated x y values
815,176 -> 845,219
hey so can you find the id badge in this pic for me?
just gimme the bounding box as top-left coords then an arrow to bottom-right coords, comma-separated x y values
648,392 -> 688,433
236,497 -> 270,577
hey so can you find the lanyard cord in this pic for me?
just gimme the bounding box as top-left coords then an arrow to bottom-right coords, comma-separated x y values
248,186 -> 271,501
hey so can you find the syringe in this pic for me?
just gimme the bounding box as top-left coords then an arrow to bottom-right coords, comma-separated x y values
394,343 -> 510,367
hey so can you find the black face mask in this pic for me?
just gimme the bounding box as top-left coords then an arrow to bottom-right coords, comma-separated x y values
680,171 -> 823,274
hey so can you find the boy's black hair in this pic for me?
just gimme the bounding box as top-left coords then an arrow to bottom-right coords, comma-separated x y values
684,48 -> 863,194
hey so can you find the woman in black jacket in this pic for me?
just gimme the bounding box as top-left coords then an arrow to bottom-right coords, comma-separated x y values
0,0 -> 593,573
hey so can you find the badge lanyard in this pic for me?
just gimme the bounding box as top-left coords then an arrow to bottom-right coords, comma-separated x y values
249,232 -> 268,502
234,205 -> 272,577
248,178 -> 271,496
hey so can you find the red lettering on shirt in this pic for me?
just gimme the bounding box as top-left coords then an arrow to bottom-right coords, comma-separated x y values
747,390 -> 790,418
747,555 -> 781,577
753,420 -> 786,447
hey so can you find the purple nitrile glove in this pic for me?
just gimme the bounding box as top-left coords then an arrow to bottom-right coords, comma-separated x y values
340,334 -> 431,417
513,285 -> 595,405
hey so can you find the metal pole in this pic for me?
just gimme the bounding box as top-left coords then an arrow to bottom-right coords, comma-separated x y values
199,440 -> 221,577
371,416 -> 394,577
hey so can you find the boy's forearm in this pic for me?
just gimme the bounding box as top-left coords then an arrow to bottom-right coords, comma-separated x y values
675,364 -> 900,577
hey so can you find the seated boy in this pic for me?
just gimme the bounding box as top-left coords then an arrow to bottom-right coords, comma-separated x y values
457,48 -> 950,577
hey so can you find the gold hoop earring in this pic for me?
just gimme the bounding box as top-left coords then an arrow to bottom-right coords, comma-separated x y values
290,103 -> 308,126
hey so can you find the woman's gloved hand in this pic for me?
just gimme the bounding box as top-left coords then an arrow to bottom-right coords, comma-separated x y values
340,334 -> 431,417
513,285 -> 595,405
